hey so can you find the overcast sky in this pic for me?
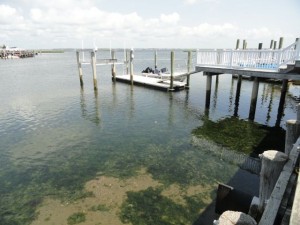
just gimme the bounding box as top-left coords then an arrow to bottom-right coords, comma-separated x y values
1,0 -> 299,49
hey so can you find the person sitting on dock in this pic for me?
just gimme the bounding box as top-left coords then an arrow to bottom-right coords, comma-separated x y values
142,67 -> 154,73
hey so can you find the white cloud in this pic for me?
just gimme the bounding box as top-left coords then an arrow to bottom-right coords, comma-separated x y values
0,4 -> 24,24
184,0 -> 197,4
184,0 -> 220,4
180,23 -> 238,38
244,27 -> 273,39
0,2 -> 295,48
160,13 -> 180,24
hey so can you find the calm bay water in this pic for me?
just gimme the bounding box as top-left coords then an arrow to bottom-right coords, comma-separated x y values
0,50 -> 298,225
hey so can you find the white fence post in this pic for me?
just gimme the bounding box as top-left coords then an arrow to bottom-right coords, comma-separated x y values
230,50 -> 234,68
295,38 -> 300,60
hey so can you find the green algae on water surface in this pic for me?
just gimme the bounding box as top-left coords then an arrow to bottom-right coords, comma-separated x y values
120,187 -> 205,225
89,204 -> 110,212
192,117 -> 285,156
67,212 -> 86,225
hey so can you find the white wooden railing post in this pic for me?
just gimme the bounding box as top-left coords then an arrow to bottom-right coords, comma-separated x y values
295,38 -> 300,60
196,39 -> 298,70
230,50 -> 234,68
277,49 -> 282,68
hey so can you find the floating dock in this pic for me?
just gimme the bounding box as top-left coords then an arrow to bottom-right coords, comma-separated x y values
115,74 -> 186,91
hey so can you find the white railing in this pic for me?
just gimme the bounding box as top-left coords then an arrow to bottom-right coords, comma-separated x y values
197,39 -> 300,71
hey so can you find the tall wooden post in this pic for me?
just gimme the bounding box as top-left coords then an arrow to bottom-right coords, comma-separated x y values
276,37 -> 288,127
91,51 -> 97,90
258,150 -> 288,212
273,41 -> 277,50
205,72 -> 212,109
126,50 -> 129,74
270,40 -> 274,49
236,39 -> 240,49
234,75 -> 242,117
170,51 -> 174,91
243,40 -> 247,49
154,50 -> 157,68
278,37 -> 284,49
76,51 -> 83,87
130,49 -> 134,85
233,39 -> 245,115
249,77 -> 259,120
186,51 -> 191,88
111,50 -> 116,82
232,39 -> 240,79
285,120 -> 298,155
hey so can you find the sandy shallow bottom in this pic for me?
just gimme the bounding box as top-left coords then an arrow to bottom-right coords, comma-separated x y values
31,168 -> 213,225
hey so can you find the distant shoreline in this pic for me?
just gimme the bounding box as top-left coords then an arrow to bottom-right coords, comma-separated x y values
36,50 -> 64,53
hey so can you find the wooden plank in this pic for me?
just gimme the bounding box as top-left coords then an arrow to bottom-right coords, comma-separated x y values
258,138 -> 300,225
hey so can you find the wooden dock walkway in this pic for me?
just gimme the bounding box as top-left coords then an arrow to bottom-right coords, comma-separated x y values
115,74 -> 186,91
195,38 -> 300,122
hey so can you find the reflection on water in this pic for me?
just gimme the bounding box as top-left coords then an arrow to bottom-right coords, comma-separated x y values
0,51 -> 298,225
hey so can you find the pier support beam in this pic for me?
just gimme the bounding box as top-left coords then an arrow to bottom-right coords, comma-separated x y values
91,51 -> 97,90
249,77 -> 259,120
169,51 -> 174,91
205,73 -> 212,109
274,37 -> 287,127
76,51 -> 83,87
275,79 -> 288,127
186,51 -> 191,88
234,75 -> 242,116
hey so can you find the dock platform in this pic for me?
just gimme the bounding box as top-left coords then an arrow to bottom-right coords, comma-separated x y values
115,74 -> 186,91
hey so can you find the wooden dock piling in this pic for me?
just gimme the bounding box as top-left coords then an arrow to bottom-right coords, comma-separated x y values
170,51 -> 175,91
279,37 -> 284,49
130,49 -> 134,85
111,50 -> 116,82
234,74 -> 242,116
243,40 -> 247,49
91,51 -> 98,90
236,39 -> 240,49
186,51 -> 191,88
249,77 -> 259,120
285,120 -> 298,155
76,51 -> 84,87
276,37 -> 288,127
205,72 -> 212,109
258,150 -> 288,212
269,40 -> 274,49
154,50 -> 157,68
125,50 -> 129,75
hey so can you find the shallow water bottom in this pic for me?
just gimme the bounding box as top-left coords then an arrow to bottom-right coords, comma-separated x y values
31,168 -> 214,225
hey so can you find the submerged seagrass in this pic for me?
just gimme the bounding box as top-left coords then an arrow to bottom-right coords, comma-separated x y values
0,50 -> 291,225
